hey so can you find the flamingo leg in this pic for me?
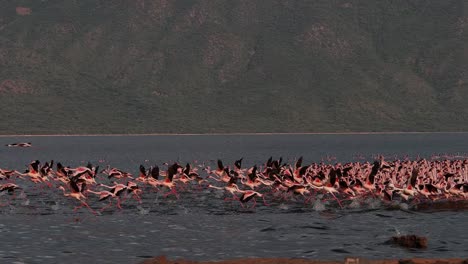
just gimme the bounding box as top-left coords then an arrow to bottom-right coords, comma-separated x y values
163,188 -> 179,199
100,200 -> 113,212
178,184 -> 187,192
81,201 -> 97,215
304,193 -> 315,204
280,193 -> 289,202
239,201 -> 246,208
73,204 -> 83,212
7,193 -> 18,205
195,184 -> 204,192
224,194 -> 239,202
120,195 -> 127,204
116,198 -> 122,210
329,191 -> 343,209
132,193 -> 142,204
251,198 -> 257,209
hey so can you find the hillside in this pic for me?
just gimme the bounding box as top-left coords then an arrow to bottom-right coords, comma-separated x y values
0,0 -> 467,134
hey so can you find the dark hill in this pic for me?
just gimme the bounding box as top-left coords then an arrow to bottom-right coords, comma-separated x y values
1,0 -> 467,134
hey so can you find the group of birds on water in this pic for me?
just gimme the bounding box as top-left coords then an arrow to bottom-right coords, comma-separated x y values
1,141 -> 468,214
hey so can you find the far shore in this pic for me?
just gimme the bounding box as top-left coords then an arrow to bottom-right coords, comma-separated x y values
1,131 -> 468,137
140,256 -> 468,264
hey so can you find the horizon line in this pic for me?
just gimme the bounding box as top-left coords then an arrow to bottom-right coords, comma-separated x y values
1,131 -> 468,137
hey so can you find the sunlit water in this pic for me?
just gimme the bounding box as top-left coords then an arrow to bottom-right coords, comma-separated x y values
1,134 -> 468,264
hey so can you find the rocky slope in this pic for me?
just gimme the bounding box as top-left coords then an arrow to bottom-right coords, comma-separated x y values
1,0 -> 467,133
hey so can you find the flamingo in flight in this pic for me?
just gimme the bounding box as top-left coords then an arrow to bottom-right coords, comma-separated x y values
5,142 -> 32,147
58,180 -> 96,215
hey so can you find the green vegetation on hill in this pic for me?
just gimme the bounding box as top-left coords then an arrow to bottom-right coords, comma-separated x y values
0,0 -> 467,134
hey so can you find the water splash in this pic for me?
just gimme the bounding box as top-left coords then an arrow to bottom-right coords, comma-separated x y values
312,199 -> 326,211
137,205 -> 149,215
8,204 -> 16,213
399,203 -> 409,211
50,201 -> 60,211
367,198 -> 382,209
348,198 -> 361,209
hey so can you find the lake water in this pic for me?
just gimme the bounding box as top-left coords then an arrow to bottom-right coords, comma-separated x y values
0,133 -> 467,264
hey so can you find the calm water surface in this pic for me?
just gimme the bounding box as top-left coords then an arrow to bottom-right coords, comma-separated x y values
0,134 -> 467,264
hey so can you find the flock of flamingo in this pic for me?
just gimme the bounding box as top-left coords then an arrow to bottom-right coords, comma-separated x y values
1,153 -> 467,214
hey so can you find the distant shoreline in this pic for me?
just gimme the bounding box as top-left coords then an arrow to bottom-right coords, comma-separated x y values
140,256 -> 468,264
1,131 -> 468,137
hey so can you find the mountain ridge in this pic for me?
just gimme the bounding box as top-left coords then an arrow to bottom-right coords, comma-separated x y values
0,0 -> 467,134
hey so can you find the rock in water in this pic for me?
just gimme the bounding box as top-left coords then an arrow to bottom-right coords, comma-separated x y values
390,235 -> 428,249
